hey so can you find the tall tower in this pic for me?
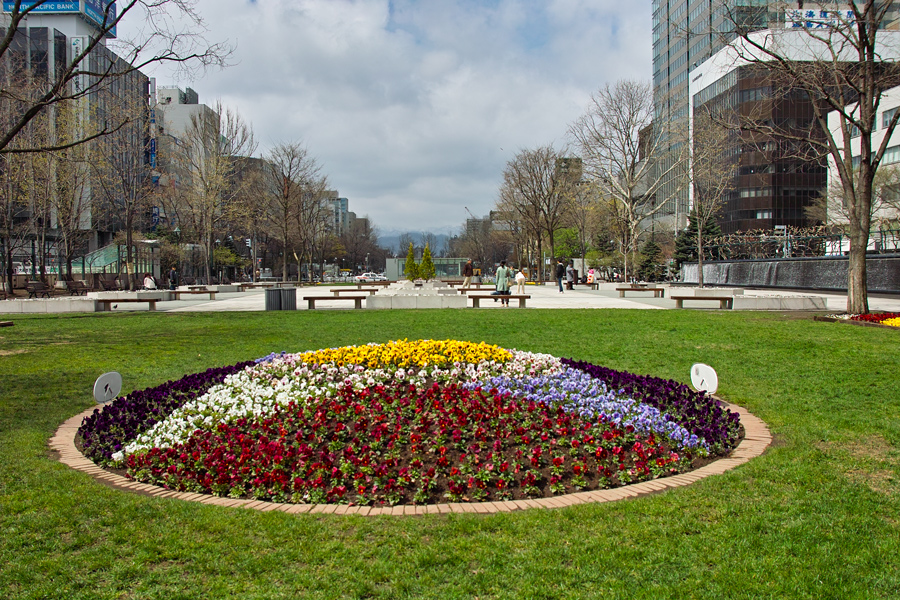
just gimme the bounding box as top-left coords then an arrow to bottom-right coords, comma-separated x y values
651,1 -> 778,228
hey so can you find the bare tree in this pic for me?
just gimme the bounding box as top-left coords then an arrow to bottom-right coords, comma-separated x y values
174,102 -> 256,283
261,142 -> 326,283
569,80 -> 689,283
91,98 -> 156,288
339,217 -> 380,275
0,0 -> 230,155
499,146 -> 573,282
720,2 -> 900,313
0,145 -> 30,291
293,180 -> 330,281
690,112 -> 738,288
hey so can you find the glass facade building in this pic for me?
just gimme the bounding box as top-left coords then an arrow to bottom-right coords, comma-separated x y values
652,1 -> 780,228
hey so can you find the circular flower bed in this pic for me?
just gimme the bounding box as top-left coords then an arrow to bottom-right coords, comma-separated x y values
850,312 -> 900,327
78,340 -> 743,506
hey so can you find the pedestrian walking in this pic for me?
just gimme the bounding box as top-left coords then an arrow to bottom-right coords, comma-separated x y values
168,266 -> 178,290
462,259 -> 474,288
515,267 -> 526,295
566,261 -> 575,290
555,259 -> 565,293
494,260 -> 512,306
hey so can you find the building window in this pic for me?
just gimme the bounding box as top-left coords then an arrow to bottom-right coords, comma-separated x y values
756,210 -> 772,219
740,187 -> 772,198
883,107 -> 898,130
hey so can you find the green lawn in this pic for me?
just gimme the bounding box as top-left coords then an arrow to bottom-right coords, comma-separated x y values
1,309 -> 898,599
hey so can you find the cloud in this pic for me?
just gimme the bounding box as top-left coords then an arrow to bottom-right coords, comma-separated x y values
120,0 -> 651,233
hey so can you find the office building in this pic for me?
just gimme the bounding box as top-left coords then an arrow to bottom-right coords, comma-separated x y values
1,2 -> 151,254
654,2 -> 900,234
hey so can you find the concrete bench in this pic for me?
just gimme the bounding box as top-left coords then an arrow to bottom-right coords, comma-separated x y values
468,294 -> 531,308
305,295 -> 367,309
617,287 -> 665,298
171,290 -> 217,300
96,298 -> 158,311
671,295 -> 733,309
329,288 -> 378,296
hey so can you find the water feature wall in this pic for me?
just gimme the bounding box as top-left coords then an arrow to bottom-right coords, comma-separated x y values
680,255 -> 900,293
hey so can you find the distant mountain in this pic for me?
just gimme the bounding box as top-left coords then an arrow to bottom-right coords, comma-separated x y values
377,230 -> 457,255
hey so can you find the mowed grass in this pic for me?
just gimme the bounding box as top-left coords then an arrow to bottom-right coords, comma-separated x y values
1,309 -> 898,599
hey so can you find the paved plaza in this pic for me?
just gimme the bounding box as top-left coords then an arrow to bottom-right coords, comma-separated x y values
147,283 -> 900,314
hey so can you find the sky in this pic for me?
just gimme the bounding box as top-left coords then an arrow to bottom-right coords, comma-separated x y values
119,0 -> 651,236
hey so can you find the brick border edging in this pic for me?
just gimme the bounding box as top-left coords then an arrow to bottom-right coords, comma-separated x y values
49,402 -> 770,516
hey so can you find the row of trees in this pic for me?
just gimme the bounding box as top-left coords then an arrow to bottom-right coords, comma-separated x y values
472,81 -> 733,286
475,1 -> 900,313
0,1 -> 390,290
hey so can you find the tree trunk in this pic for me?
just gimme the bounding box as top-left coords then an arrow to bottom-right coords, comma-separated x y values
697,224 -> 704,289
125,209 -> 135,290
536,239 -> 544,283
846,168 -> 872,314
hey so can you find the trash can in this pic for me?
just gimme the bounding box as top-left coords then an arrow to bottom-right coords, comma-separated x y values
265,287 -> 282,310
280,287 -> 297,310
265,287 -> 297,310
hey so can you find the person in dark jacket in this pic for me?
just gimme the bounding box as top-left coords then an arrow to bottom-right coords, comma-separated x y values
555,259 -> 565,293
462,259 -> 474,288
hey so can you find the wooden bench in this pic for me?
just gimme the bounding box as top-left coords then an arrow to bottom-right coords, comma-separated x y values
468,294 -> 531,308
95,298 -> 159,311
65,280 -> 90,295
329,288 -> 378,296
305,295 -> 367,309
671,295 -> 733,309
26,282 -> 51,298
617,287 -> 665,298
171,289 -> 217,300
350,281 -> 390,288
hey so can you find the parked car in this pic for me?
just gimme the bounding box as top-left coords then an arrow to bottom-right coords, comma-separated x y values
354,272 -> 387,282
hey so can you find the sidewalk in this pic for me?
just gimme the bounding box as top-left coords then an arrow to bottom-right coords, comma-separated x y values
155,283 -> 900,313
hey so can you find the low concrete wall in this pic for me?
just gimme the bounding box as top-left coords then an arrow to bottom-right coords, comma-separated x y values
681,255 -> 900,293
366,295 -> 467,309
0,298 -> 98,313
88,291 -> 170,301
732,296 -> 826,311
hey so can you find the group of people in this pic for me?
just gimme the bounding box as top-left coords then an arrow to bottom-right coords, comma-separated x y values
555,259 -> 576,292
461,259 -> 527,307
463,258 -> 582,306
142,267 -> 179,291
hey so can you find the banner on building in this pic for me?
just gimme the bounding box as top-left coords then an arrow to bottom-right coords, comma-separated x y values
785,7 -> 855,29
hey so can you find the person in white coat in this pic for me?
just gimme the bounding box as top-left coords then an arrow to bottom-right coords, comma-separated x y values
515,268 -> 526,295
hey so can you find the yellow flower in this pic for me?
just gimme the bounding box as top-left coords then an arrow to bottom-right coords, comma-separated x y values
294,339 -> 511,368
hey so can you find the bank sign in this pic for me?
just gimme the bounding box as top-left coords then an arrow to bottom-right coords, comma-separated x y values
785,7 -> 856,29
2,1 -> 117,35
